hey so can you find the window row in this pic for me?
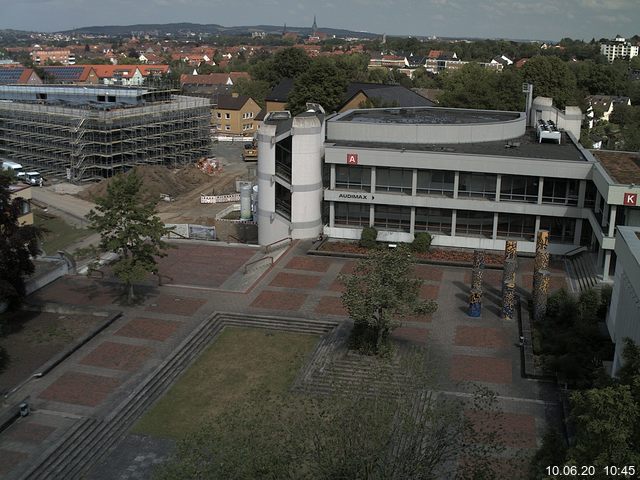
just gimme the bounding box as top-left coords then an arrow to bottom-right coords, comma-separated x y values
334,166 -> 579,206
333,203 -> 576,243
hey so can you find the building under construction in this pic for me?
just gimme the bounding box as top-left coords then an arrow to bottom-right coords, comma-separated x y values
0,85 -> 211,181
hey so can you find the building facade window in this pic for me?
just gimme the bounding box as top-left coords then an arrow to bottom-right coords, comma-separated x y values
500,175 -> 539,203
335,165 -> 371,191
496,213 -> 536,241
542,178 -> 579,206
335,202 -> 370,227
415,207 -> 452,234
539,216 -> 576,244
374,205 -> 411,232
458,172 -> 497,199
416,170 -> 455,196
225,113 -> 230,119
375,167 -> 412,194
456,210 -> 494,238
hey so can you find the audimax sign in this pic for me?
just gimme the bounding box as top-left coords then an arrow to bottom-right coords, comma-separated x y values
338,193 -> 370,200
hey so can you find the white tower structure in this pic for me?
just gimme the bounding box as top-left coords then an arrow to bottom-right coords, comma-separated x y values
256,105 -> 325,246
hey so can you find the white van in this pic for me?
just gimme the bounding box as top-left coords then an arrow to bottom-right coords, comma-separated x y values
1,160 -> 24,177
23,171 -> 43,186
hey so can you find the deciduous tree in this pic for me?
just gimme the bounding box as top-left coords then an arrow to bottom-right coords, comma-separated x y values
340,245 -> 438,355
87,170 -> 171,302
0,171 -> 43,309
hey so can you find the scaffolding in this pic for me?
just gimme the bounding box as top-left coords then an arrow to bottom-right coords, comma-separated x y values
0,95 -> 211,182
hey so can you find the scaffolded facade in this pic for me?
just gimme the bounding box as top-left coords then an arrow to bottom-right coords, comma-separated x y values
0,86 -> 211,181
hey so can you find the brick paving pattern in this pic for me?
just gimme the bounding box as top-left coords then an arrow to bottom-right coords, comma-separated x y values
314,296 -> 348,316
413,265 -> 444,282
285,256 -> 331,272
38,371 -> 121,407
80,341 -> 154,372
466,410 -> 537,448
3,422 -> 56,444
156,244 -> 256,287
250,290 -> 307,310
0,449 -> 29,476
270,272 -> 322,289
450,355 -> 513,384
420,284 -> 440,299
114,317 -> 182,342
145,295 -> 206,317
454,326 -> 509,349
32,277 -> 120,307
392,326 -> 428,344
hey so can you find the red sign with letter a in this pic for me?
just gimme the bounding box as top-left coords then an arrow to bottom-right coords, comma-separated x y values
623,192 -> 638,206
347,153 -> 358,165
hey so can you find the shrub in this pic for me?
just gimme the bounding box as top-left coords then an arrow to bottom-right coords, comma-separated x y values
412,232 -> 432,253
359,226 -> 378,249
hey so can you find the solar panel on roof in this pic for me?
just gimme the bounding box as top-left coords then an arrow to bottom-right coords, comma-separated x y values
41,66 -> 84,81
0,69 -> 24,84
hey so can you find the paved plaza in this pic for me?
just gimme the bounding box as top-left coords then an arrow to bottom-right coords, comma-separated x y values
0,241 -> 566,479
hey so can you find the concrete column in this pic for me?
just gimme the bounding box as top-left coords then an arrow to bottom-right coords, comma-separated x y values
574,218 -> 583,245
534,215 -> 541,238
410,207 -> 416,234
492,212 -> 499,240
330,163 -> 336,189
537,177 -> 544,205
577,180 -> 586,208
608,205 -> 617,237
495,174 -> 501,202
369,204 -> 375,227
451,210 -> 457,237
453,171 -> 460,199
370,167 -> 376,194
411,169 -> 417,196
329,201 -> 335,227
603,250 -> 612,281
601,202 -> 609,228
595,190 -> 601,213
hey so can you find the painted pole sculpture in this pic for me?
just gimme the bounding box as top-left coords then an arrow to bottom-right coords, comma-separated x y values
468,250 -> 485,317
502,240 -> 518,320
533,230 -> 550,322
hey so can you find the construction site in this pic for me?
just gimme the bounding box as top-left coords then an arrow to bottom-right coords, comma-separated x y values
0,85 -> 212,182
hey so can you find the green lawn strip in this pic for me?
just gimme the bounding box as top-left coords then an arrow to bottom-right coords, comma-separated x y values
35,210 -> 93,254
132,327 -> 318,439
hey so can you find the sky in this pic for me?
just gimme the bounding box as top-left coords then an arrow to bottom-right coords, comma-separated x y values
0,0 -> 638,41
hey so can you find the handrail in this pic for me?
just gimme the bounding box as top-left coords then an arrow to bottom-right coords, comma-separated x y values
244,256 -> 273,274
263,236 -> 292,254
564,245 -> 587,258
227,234 -> 245,244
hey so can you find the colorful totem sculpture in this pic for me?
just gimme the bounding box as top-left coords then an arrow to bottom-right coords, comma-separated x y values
533,230 -> 550,321
502,240 -> 518,320
468,250 -> 485,317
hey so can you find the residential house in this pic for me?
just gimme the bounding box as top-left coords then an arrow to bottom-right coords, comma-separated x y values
213,94 -> 261,135
339,83 -> 435,112
600,35 -> 639,63
31,48 -> 75,65
265,77 -> 295,113
9,184 -> 33,226
490,55 -> 513,67
587,95 -> 631,126
40,65 -> 100,84
180,72 -> 250,98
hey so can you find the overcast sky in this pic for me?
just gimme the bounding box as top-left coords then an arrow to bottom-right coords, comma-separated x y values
0,0 -> 638,41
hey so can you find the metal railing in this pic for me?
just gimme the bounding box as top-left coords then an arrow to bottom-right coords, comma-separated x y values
263,237 -> 292,254
243,256 -> 273,274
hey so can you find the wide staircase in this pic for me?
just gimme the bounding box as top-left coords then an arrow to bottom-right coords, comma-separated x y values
564,247 -> 599,293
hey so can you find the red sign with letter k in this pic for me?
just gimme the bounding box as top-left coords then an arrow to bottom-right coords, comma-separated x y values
623,192 -> 637,206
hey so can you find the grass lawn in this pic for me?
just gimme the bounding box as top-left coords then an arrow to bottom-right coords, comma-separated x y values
132,327 -> 318,439
35,210 -> 93,254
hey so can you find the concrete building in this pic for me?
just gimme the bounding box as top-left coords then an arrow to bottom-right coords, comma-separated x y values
600,36 -> 639,63
256,99 -> 640,281
607,226 -> 640,375
0,85 -> 211,182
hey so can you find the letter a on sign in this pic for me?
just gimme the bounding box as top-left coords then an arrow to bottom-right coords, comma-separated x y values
623,192 -> 637,206
347,153 -> 358,165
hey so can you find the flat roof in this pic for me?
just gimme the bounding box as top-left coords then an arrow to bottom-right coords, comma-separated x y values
335,106 -> 521,125
329,129 -> 587,162
591,150 -> 640,185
